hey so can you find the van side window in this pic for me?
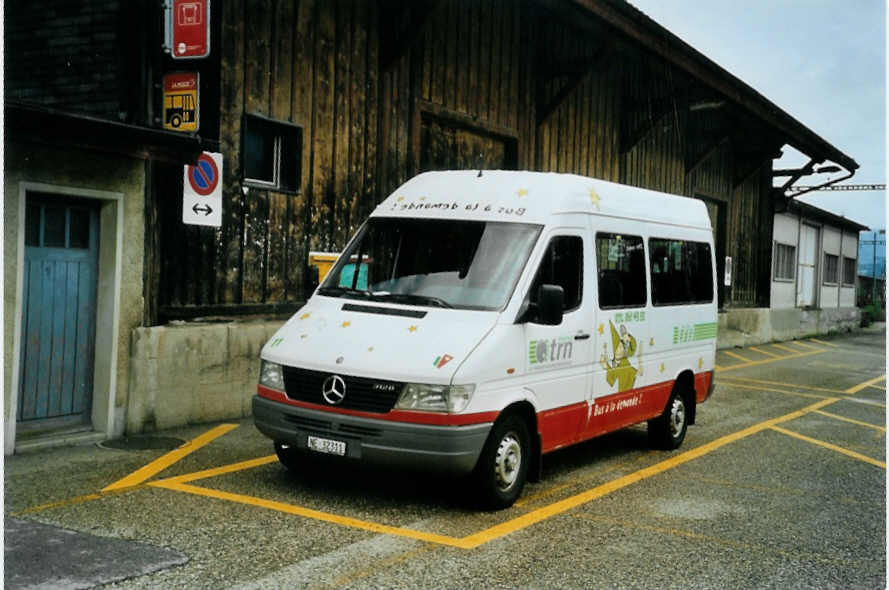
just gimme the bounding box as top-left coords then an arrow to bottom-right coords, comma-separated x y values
649,238 -> 713,305
528,236 -> 583,312
595,233 -> 646,308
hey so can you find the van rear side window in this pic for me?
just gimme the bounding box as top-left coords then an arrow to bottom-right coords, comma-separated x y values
595,233 -> 646,308
649,238 -> 713,305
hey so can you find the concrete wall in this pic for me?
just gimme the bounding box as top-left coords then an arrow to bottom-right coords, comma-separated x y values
717,307 -> 860,349
127,320 -> 283,432
4,141 -> 145,453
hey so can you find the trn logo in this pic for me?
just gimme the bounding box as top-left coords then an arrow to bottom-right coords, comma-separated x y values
528,337 -> 574,367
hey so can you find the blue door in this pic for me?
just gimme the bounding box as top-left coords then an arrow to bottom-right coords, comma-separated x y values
18,195 -> 99,428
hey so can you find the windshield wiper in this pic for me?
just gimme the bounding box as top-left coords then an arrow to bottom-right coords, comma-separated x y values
317,286 -> 373,299
372,293 -> 453,309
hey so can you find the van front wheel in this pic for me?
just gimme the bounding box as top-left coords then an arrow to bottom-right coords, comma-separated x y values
649,388 -> 688,450
474,415 -> 530,510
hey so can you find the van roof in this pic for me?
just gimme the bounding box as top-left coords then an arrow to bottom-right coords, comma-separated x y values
373,170 -> 712,230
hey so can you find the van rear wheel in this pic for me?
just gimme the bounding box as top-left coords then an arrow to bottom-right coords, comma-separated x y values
648,388 -> 688,450
474,414 -> 530,510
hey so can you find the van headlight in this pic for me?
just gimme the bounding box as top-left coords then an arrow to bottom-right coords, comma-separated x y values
259,360 -> 285,391
395,383 -> 475,413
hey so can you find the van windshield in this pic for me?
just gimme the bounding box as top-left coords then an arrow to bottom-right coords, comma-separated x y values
318,218 -> 542,311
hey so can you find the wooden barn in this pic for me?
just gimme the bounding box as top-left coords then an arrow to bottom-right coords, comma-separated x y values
4,0 -> 859,447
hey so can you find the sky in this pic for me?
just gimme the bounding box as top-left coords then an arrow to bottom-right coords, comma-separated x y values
629,0 -> 886,230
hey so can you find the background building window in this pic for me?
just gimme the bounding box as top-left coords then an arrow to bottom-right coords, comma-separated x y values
596,233 -> 646,308
774,242 -> 796,281
243,114 -> 302,192
843,257 -> 857,286
823,253 -> 839,284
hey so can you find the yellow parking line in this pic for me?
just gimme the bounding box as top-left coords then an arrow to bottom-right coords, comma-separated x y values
714,381 -> 830,401
456,397 -> 838,549
749,346 -> 779,358
813,410 -> 886,432
722,350 -> 752,363
845,375 -> 887,395
809,338 -> 838,348
717,376 -> 847,394
152,455 -> 278,485
791,340 -> 821,351
102,423 -> 239,492
513,483 -> 575,508
715,348 -> 827,373
150,480 -> 470,549
769,426 -> 886,469
868,384 -> 887,391
771,343 -> 799,355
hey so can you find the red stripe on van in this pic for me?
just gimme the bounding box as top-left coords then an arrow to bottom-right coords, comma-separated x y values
256,385 -> 499,426
695,371 -> 714,402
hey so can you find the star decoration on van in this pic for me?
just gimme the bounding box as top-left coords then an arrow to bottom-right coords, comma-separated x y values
299,312 -> 311,320
300,334 -> 308,339
650,338 -> 655,347
368,346 -> 374,352
408,325 -> 418,333
660,363 -> 665,373
396,196 -> 405,202
341,321 -> 351,328
698,357 -> 703,369
588,187 -> 601,210
598,323 -> 604,335
516,188 -> 528,198
419,196 -> 427,201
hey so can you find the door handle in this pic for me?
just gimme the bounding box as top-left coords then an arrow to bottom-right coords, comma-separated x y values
574,332 -> 590,340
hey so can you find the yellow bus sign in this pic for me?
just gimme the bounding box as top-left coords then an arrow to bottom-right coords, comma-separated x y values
163,72 -> 199,132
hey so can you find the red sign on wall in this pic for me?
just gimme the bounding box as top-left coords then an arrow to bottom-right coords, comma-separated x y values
171,0 -> 210,59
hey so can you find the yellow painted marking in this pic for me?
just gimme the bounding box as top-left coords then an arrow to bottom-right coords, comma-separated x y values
11,486 -> 144,516
845,374 -> 887,394
716,380 -> 830,400
790,340 -> 821,351
808,338 -> 838,348
151,480 -> 470,548
771,343 -> 799,355
102,423 -> 239,492
456,398 -> 838,549
867,384 -> 887,391
715,348 -> 827,373
813,410 -> 886,432
769,426 -> 886,469
319,545 -> 438,590
714,364 -> 724,370
152,455 -> 279,485
722,350 -> 752,363
717,376 -> 847,394
749,346 -> 779,358
513,483 -> 575,508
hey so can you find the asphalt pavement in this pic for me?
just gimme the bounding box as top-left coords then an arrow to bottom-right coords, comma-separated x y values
5,325 -> 886,589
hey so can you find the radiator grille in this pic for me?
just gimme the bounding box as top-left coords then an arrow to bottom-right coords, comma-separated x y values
281,366 -> 403,414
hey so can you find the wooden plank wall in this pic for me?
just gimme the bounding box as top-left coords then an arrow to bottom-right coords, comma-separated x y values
157,0 -> 774,316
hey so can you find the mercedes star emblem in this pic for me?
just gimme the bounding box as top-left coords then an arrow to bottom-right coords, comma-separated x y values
321,375 -> 346,405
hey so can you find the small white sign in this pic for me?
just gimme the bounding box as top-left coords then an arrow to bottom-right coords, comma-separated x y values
183,151 -> 222,227
724,256 -> 733,286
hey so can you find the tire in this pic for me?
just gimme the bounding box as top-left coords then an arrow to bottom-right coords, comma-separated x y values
170,114 -> 182,128
274,441 -> 301,471
648,388 -> 688,450
473,414 -> 530,510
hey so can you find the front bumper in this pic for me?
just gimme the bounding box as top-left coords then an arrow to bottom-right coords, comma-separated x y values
252,395 -> 492,476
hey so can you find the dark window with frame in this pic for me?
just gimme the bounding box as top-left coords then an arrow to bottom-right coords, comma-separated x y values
243,114 -> 302,192
773,242 -> 796,281
595,233 -> 646,308
823,253 -> 839,284
528,235 -> 583,313
649,238 -> 713,305
842,256 -> 857,286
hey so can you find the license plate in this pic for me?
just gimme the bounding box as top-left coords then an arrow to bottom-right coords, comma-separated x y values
307,435 -> 346,456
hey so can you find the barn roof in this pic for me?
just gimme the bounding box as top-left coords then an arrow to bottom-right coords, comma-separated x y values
571,0 -> 859,174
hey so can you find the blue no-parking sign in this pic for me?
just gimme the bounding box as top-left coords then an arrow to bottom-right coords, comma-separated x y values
183,151 -> 222,227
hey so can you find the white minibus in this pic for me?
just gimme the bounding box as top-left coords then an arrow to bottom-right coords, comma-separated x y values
254,170 -> 717,508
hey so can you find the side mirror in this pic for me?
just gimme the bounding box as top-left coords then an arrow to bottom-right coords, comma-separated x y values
537,284 -> 564,326
304,265 -> 320,300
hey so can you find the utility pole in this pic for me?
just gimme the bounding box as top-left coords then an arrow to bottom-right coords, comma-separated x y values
860,230 -> 886,305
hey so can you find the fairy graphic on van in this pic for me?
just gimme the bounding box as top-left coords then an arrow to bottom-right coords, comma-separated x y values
601,320 -> 642,392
